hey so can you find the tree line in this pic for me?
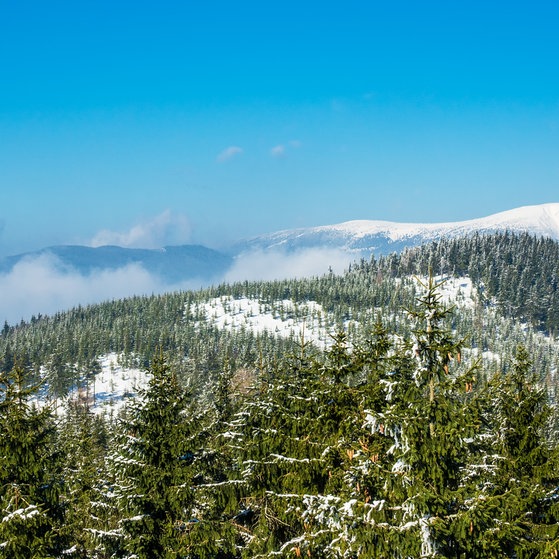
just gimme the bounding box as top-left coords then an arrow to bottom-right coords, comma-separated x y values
2,277 -> 559,558
3,232 -> 559,406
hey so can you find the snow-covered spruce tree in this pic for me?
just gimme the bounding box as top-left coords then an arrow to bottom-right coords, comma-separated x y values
172,359 -> 243,558
223,335 -> 323,556
289,320 -> 402,558
0,362 -> 65,558
107,353 -> 196,558
361,275 -> 480,557
57,399 -> 111,558
479,345 -> 559,557
224,332 -> 398,558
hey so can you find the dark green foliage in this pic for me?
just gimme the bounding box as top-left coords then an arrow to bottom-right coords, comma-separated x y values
108,353 -> 195,558
480,346 -> 559,557
391,232 -> 559,334
0,233 -> 558,556
348,276 -> 480,557
57,401 -> 110,558
0,363 -> 65,558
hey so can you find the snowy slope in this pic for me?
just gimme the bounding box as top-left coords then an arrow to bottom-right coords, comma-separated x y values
234,203 -> 559,256
47,353 -> 149,416
44,274 -> 553,411
77,278 -> 478,410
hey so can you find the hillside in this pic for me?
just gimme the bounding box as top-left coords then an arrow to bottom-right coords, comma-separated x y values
1,204 -> 559,326
2,231 -> 559,409
2,235 -> 559,556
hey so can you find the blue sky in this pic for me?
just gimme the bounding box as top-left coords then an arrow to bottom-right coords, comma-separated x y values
1,0 -> 559,257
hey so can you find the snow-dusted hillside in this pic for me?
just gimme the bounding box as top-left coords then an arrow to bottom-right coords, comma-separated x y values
190,276 -> 475,348
33,272 -> 559,414
234,203 -> 559,257
2,204 -> 558,326
52,277 -> 478,412
191,297 -> 333,349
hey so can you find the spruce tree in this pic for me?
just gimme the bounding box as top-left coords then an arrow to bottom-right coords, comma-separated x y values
227,331 -> 380,557
225,336 -> 324,556
0,362 -> 65,558
482,345 -> 559,557
362,275 -> 479,557
107,353 -> 195,558
57,400 -> 110,558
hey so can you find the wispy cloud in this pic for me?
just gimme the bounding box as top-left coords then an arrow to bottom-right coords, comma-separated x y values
270,145 -> 286,158
217,145 -> 243,163
270,140 -> 301,158
90,210 -> 191,249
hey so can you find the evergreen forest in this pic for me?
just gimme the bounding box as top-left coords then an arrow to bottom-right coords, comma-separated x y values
2,232 -> 559,558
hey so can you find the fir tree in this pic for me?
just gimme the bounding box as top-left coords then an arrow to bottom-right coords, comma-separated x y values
107,353 -> 195,559
481,345 -> 559,557
362,275 -> 479,557
0,362 -> 65,558
57,400 -> 109,558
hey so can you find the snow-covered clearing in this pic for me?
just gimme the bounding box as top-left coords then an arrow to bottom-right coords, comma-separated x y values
44,353 -> 149,416
191,277 -> 475,346
190,296 -> 334,349
91,353 -> 148,412
423,275 -> 475,309
35,273 -> 558,412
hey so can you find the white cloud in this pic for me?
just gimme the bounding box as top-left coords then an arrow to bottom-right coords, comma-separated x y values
0,255 -> 156,324
270,145 -> 286,158
0,254 -> 209,325
90,210 -> 191,249
224,247 -> 355,283
270,140 -> 301,158
217,145 -> 243,163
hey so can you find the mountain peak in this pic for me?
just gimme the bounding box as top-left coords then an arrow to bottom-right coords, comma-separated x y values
236,203 -> 559,255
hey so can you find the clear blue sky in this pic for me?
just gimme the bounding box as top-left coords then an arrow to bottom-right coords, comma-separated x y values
1,0 -> 558,257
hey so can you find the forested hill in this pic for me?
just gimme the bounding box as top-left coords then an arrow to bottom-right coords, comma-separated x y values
2,265 -> 559,557
1,231 -> 559,403
377,231 -> 559,333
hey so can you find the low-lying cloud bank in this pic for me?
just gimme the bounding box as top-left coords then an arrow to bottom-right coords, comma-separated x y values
1,248 -> 357,325
224,247 -> 356,282
0,254 -> 208,325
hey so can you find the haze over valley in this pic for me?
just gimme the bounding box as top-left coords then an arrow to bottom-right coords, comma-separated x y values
1,202 -> 558,324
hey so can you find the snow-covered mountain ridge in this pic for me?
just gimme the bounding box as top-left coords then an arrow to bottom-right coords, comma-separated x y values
2,203 -> 559,280
235,203 -> 559,255
1,203 -> 558,325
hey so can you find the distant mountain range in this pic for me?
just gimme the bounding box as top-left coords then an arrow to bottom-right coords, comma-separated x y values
2,203 -> 559,284
0,244 -> 232,284
232,203 -> 559,256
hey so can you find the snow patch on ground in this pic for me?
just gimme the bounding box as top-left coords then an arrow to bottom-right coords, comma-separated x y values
91,353 -> 149,413
189,278 -> 476,352
190,296 -> 334,349
432,276 -> 475,309
45,353 -> 149,416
